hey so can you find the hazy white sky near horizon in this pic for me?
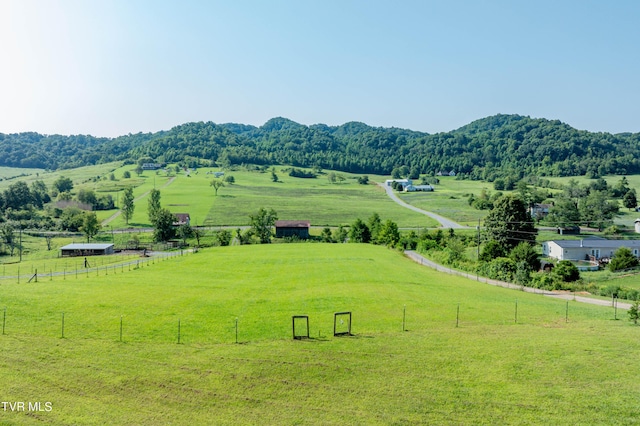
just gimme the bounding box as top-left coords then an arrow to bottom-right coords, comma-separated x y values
1,0 -> 639,137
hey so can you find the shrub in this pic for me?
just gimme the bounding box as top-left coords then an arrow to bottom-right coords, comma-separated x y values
628,301 -> 640,325
553,260 -> 580,282
609,247 -> 639,272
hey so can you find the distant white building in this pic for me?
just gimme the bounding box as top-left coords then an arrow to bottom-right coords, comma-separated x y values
542,239 -> 640,261
385,179 -> 412,190
142,163 -> 163,170
404,184 -> 434,192
635,219 -> 640,234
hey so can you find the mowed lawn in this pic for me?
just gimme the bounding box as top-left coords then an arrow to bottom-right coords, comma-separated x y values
0,244 -> 639,424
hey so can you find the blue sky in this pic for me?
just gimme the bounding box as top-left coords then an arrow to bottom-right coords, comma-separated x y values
1,0 -> 639,137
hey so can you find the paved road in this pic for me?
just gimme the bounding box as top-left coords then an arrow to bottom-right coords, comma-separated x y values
377,182 -> 465,228
404,250 -> 631,310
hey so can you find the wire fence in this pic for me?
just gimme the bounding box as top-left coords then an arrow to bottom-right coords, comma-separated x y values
0,249 -> 191,284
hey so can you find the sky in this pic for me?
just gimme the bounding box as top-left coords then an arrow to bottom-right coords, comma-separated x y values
1,0 -> 640,138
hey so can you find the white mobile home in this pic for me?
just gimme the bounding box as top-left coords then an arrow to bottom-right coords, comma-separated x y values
542,239 -> 640,261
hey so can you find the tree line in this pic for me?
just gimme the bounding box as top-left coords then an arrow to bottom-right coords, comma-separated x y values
3,114 -> 640,179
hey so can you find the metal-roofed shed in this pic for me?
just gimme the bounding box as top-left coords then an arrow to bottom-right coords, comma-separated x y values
60,243 -> 115,257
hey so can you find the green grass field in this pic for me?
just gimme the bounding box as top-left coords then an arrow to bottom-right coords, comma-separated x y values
0,244 -> 638,424
101,167 -> 438,229
399,176 -> 499,226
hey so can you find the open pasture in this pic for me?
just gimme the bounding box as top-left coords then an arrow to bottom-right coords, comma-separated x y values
399,176 -> 500,226
105,167 -> 439,228
0,244 -> 638,424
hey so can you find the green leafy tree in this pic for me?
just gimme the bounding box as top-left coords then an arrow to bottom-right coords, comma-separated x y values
0,223 -> 16,255
553,260 -> 580,282
483,195 -> 537,251
121,187 -> 135,225
334,225 -> 348,243
479,240 -> 507,262
271,169 -> 279,182
148,188 -> 161,224
368,213 -> 382,242
377,219 -> 400,247
564,179 -> 586,201
58,191 -> 73,202
546,197 -> 580,229
349,218 -> 371,243
215,229 -> 232,246
153,208 -> 176,242
224,175 -> 235,184
53,176 -> 74,194
192,226 -> 205,246
123,170 -> 131,179
3,181 -> 33,210
210,179 -> 225,196
135,164 -> 144,176
609,247 -> 639,272
612,176 -> 630,198
81,212 -> 101,242
357,175 -> 369,185
623,189 -> 637,211
321,227 -> 334,243
30,180 -> 49,208
249,208 -> 278,244
60,207 -> 85,231
77,188 -> 97,209
177,224 -> 194,245
509,241 -> 541,271
514,261 -> 532,285
578,190 -> 619,230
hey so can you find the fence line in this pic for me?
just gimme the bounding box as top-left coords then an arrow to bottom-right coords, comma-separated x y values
404,250 -> 633,310
0,249 -> 191,283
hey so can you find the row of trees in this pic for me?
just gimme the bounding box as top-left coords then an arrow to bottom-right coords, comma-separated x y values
4,114 -> 640,180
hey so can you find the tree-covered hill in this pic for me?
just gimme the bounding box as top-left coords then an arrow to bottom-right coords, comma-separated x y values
2,114 -> 639,179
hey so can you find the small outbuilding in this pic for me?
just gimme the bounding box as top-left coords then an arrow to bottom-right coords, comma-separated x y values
60,243 -> 115,257
275,220 -> 310,239
173,213 -> 191,226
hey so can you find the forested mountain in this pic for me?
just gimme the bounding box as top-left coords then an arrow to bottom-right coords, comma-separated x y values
1,114 -> 640,179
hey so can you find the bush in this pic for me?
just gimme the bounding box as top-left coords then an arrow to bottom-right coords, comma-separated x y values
480,257 -> 517,282
628,301 -> 640,325
609,247 -> 639,272
553,260 -> 580,282
479,240 -> 506,262
529,272 -> 556,290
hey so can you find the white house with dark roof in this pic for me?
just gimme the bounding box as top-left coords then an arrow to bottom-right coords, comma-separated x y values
542,239 -> 640,261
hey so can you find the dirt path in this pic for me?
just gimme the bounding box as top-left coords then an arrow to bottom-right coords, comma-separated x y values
101,176 -> 177,226
404,250 -> 631,310
377,182 -> 465,228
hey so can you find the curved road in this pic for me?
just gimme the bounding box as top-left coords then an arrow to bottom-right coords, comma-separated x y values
404,250 -> 631,310
377,182 -> 465,228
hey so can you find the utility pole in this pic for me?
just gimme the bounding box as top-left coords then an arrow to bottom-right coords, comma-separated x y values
476,219 -> 481,260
